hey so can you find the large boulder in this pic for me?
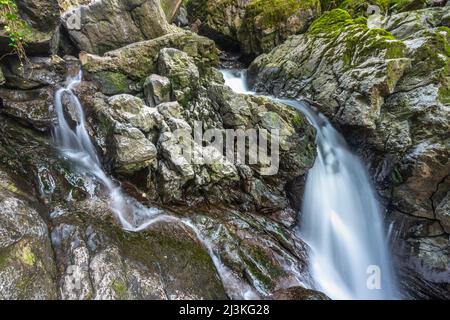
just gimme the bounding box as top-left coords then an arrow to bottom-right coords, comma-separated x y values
187,0 -> 321,56
62,0 -> 175,54
80,30 -> 219,95
248,8 -> 450,298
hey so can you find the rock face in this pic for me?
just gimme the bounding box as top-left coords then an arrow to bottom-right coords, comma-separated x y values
82,41 -> 315,212
0,169 -> 57,299
248,8 -> 450,298
272,286 -> 330,300
62,0 -> 174,54
4,0 -> 61,55
0,0 -> 316,301
186,0 -> 321,56
0,55 -> 69,131
0,112 -> 314,299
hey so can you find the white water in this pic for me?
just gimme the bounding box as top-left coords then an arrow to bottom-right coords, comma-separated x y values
221,69 -> 397,300
53,70 -> 260,299
53,71 -> 161,231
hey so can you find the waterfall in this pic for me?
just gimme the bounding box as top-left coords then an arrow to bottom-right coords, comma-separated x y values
52,69 -> 260,299
221,69 -> 398,300
53,70 -> 161,231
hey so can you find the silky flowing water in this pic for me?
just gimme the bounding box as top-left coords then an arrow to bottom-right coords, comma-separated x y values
221,69 -> 397,300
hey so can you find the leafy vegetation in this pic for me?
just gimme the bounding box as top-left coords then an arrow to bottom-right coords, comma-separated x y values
0,0 -> 31,63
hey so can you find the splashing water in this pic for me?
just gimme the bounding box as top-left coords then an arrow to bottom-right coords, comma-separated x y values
221,69 -> 251,94
53,69 -> 260,299
221,70 -> 398,300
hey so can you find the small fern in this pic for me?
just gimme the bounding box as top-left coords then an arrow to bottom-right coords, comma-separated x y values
0,0 -> 31,64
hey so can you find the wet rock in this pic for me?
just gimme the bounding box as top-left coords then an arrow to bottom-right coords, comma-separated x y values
272,286 -> 330,300
239,0 -> 321,56
189,210 -> 313,297
0,56 -> 66,90
0,67 -> 4,85
107,94 -> 159,133
0,114 -> 228,300
143,74 -> 172,107
187,0 -> 252,50
435,190 -> 450,234
0,86 -> 56,131
51,212 -> 228,300
0,55 -> 70,131
0,170 -> 57,299
58,0 -> 92,12
62,0 -> 173,54
389,211 -> 450,299
368,7 -> 449,39
249,9 -> 409,127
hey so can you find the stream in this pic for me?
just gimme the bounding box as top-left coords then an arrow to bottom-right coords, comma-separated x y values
52,66 -> 398,300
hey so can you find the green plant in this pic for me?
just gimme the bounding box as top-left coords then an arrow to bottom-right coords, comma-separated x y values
0,0 -> 31,63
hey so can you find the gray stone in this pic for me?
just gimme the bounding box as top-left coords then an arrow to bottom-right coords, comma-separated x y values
112,126 -> 157,174
62,0 -> 173,54
143,74 -> 172,107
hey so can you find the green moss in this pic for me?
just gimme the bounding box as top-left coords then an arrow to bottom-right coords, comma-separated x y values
245,0 -> 319,29
407,29 -> 450,80
391,168 -> 403,184
92,71 -> 129,95
21,245 -> 36,266
438,84 -> 450,104
388,0 -> 426,12
322,0 -> 425,15
339,0 -> 389,14
292,113 -> 303,127
311,10 -> 404,68
112,280 -> 127,299
241,245 -> 283,291
308,9 -> 353,35
186,0 -> 208,21
0,247 -> 12,269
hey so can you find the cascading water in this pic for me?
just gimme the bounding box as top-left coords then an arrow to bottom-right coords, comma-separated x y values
221,69 -> 397,300
53,70 -> 161,231
53,68 -> 260,300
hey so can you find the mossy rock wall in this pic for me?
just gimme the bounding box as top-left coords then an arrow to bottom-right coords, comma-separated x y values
186,0 -> 321,56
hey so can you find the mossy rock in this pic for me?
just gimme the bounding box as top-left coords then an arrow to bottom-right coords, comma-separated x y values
245,0 -> 320,29
51,212 -> 228,300
81,31 -> 219,94
88,71 -> 132,95
321,0 -> 426,15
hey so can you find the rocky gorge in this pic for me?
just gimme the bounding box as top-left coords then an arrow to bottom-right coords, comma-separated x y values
0,0 -> 448,300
